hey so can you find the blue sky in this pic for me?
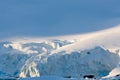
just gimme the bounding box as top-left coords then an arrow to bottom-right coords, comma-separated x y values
0,0 -> 120,38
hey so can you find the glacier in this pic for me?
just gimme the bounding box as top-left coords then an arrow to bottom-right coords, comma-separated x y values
0,25 -> 120,80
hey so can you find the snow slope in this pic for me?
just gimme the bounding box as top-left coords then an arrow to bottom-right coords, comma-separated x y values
0,25 -> 120,79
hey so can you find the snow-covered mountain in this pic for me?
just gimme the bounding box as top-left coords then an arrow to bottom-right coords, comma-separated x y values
0,25 -> 120,79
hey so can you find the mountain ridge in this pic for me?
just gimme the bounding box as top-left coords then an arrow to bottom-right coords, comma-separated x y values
0,25 -> 120,79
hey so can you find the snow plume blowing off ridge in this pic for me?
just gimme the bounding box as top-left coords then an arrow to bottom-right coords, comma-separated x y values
0,25 -> 120,79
